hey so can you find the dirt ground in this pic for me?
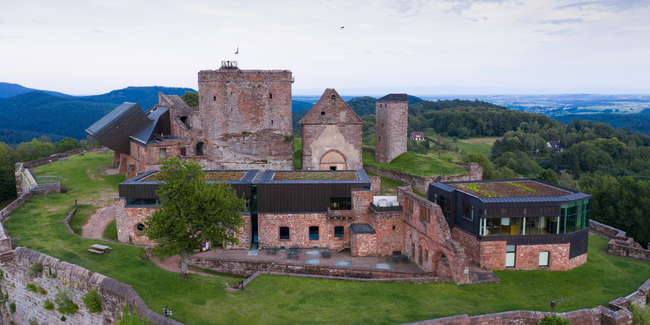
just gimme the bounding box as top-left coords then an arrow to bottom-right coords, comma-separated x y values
150,255 -> 214,277
82,205 -> 115,239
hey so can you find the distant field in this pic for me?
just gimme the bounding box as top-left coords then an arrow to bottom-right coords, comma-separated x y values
458,137 -> 499,145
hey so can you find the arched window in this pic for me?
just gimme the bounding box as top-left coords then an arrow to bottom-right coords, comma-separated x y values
196,142 -> 205,156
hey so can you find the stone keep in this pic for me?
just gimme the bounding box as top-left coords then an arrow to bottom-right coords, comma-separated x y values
374,94 -> 408,164
299,89 -> 364,170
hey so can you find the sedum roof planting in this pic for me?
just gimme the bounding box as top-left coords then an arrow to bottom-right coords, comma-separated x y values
450,180 -> 571,198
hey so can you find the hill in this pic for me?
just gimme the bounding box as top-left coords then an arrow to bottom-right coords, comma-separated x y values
79,86 -> 196,110
0,82 -> 72,99
552,113 -> 650,135
0,91 -> 116,140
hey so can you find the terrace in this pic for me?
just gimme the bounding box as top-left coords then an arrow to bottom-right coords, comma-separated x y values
450,180 -> 571,198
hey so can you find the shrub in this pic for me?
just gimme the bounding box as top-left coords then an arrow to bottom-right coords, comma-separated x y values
43,298 -> 55,310
82,288 -> 103,313
25,283 -> 38,292
117,304 -> 152,325
284,135 -> 295,143
60,316 -> 66,321
38,287 -> 47,295
9,302 -> 15,314
538,315 -> 572,325
54,287 -> 79,315
29,262 -> 44,278
629,301 -> 650,325
29,319 -> 38,325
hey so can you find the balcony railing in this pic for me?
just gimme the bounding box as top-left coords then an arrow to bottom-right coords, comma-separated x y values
370,203 -> 403,213
326,208 -> 355,219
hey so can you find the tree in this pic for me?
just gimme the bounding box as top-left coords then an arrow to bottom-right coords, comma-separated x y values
181,91 -> 199,107
464,152 -> 495,180
144,156 -> 247,276
537,169 -> 558,184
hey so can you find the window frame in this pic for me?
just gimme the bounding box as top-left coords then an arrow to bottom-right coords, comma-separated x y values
334,226 -> 344,238
539,251 -> 550,267
279,227 -> 290,240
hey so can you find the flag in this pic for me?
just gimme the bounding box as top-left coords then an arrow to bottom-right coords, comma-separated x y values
235,47 -> 239,55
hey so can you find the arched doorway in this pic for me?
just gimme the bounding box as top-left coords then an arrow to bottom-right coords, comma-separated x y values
319,151 -> 346,171
196,142 -> 205,156
433,252 -> 451,277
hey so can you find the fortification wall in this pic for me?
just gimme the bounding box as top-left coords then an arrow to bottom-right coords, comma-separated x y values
590,220 -> 650,262
17,146 -> 109,169
364,162 -> 482,195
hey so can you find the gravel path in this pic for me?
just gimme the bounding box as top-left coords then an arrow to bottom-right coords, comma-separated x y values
81,205 -> 115,239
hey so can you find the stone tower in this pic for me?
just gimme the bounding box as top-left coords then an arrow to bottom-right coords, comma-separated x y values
194,61 -> 294,170
299,89 -> 364,170
374,94 -> 408,164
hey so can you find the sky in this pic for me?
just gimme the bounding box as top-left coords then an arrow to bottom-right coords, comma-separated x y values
1,0 -> 649,95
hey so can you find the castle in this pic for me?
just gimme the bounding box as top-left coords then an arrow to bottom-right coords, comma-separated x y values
88,62 -> 590,283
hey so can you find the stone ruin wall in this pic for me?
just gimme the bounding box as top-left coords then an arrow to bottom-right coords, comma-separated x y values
364,162 -> 483,195
301,124 -> 363,171
590,220 -> 650,262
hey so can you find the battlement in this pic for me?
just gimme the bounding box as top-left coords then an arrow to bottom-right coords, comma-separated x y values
198,68 -> 292,82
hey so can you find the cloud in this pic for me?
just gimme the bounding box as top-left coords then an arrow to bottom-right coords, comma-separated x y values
553,0 -> 650,12
93,30 -> 104,33
392,0 -> 427,17
482,16 -> 488,20
467,17 -> 479,21
532,27 -> 578,36
0,20 -> 3,24
536,18 -> 584,24
436,0 -> 506,15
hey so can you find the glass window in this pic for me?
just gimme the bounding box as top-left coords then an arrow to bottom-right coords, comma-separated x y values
280,227 -> 290,240
309,226 -> 319,240
539,251 -> 550,267
334,226 -> 344,237
506,245 -> 516,268
462,202 -> 474,221
159,148 -> 167,159
330,197 -> 351,210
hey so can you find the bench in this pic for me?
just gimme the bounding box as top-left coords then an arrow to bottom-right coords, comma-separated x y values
88,249 -> 104,255
91,244 -> 112,252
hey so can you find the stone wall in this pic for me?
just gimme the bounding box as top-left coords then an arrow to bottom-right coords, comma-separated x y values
187,256 -> 430,279
369,210 -> 405,256
0,247 -> 182,325
257,213 -> 353,250
369,176 -> 381,195
115,198 -> 158,246
400,187 -> 469,284
0,191 -> 32,221
351,233 -> 377,257
451,227 -> 480,264
590,220 -> 650,262
15,163 -> 37,197
17,146 -> 109,169
364,162 -> 482,195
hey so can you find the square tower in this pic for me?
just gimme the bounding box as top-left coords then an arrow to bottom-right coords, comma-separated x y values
374,94 -> 408,164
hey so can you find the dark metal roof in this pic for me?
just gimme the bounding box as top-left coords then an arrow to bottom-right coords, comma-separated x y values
130,106 -> 170,145
85,102 -> 151,154
350,223 -> 376,235
121,169 -> 259,186
376,94 -> 407,102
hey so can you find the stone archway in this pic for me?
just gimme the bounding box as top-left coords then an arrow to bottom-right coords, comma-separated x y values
433,251 -> 451,277
319,150 -> 347,171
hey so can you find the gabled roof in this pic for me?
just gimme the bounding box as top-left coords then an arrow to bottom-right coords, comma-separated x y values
411,131 -> 425,137
85,102 -> 151,154
298,89 -> 364,125
159,92 -> 195,114
376,93 -> 407,102
547,140 -> 562,151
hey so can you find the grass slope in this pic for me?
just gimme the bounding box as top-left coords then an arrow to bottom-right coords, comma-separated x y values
5,152 -> 650,324
68,204 -> 96,235
103,219 -> 118,240
363,151 -> 467,176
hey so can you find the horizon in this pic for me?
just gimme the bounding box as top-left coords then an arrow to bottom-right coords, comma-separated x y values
1,1 -> 649,95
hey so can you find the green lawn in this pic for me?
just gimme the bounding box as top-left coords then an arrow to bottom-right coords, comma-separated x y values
294,138 -> 302,170
68,204 -> 96,235
363,151 -> 467,176
103,219 -> 118,240
5,152 -> 650,324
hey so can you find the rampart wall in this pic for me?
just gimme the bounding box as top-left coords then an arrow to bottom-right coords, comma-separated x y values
590,220 -> 650,262
363,162 -> 482,195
